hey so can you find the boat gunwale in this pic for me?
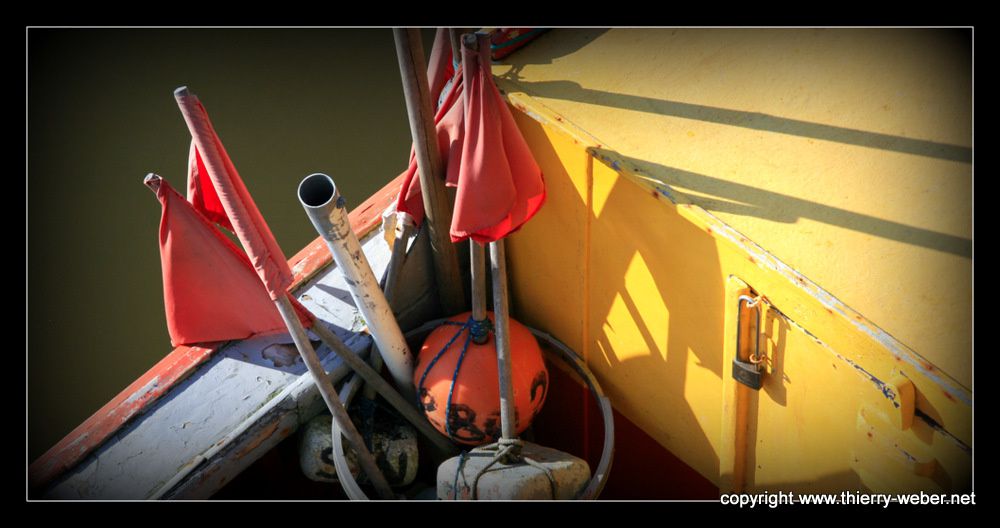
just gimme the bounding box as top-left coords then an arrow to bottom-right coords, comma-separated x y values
28,172 -> 405,493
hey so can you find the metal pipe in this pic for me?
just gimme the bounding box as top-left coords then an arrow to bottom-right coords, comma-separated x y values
730,294 -> 762,493
463,32 -> 491,348
393,27 -> 466,316
309,318 -> 457,457
362,211 -> 416,401
273,293 -> 394,499
331,373 -> 369,500
298,172 -> 415,398
383,212 -> 417,306
489,240 -> 516,443
470,241 -> 488,344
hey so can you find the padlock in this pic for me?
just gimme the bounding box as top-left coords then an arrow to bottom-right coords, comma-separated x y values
732,294 -> 764,391
732,357 -> 762,390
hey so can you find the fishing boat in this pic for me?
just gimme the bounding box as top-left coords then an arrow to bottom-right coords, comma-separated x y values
29,27 -> 972,500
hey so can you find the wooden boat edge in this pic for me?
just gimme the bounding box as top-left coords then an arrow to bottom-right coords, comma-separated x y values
28,172 -> 405,492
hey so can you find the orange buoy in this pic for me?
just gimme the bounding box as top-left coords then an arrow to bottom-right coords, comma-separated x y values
415,311 -> 548,445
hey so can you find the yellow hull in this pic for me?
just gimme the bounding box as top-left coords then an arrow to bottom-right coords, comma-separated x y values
498,29 -> 971,493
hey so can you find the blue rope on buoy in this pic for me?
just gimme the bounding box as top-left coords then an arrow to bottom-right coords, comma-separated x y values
469,318 -> 492,343
416,316 -> 494,440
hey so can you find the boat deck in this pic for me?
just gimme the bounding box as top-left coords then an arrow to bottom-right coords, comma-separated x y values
494,28 -> 971,387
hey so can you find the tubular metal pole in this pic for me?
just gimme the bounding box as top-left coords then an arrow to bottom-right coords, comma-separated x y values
383,212 -> 417,306
362,212 -> 416,401
393,27 -> 466,315
470,241 -> 489,344
309,321 -> 457,457
273,294 -> 394,499
463,33 -> 491,348
298,173 -> 414,398
331,373 -> 369,500
489,240 -> 516,442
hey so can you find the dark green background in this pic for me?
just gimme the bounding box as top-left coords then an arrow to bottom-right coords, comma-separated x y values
28,28 -> 434,460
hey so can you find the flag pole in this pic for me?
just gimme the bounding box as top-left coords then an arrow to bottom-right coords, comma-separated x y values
273,294 -> 395,499
174,86 -> 393,498
393,28 -> 466,316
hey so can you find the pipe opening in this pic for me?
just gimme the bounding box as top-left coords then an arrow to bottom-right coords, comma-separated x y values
298,173 -> 338,208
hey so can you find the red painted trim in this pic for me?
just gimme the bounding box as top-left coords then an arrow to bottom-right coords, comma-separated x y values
29,173 -> 407,492
28,344 -> 219,490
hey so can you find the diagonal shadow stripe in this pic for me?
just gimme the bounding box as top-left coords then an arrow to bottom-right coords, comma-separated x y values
595,150 -> 972,258
510,79 -> 971,163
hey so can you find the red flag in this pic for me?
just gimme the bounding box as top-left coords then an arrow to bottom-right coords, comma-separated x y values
450,34 -> 545,244
186,140 -> 231,230
394,31 -> 545,243
175,88 -> 293,301
146,175 -> 297,346
395,28 -> 463,226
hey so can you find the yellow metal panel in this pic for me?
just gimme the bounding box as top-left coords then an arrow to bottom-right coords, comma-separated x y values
586,157 -> 724,481
502,83 -> 971,491
506,112 -> 591,357
741,296 -> 968,493
496,28 -> 972,388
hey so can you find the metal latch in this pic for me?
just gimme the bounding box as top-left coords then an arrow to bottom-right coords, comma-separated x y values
731,294 -> 763,390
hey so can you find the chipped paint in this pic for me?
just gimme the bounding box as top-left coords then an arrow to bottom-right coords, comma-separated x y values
500,82 -> 971,414
684,203 -> 969,406
839,354 -> 900,408
30,174 -> 406,495
41,223 -> 402,498
122,377 -> 160,406
913,409 -> 971,454
234,421 -> 280,459
500,87 -> 607,149
261,344 -> 300,368
768,303 -> 902,409
498,52 -> 969,491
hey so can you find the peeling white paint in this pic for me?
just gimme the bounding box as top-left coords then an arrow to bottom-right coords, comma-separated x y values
43,228 -> 395,500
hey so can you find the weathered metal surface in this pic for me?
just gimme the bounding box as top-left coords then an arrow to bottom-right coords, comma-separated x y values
489,240 -> 517,443
495,29 -> 972,388
299,173 -> 415,397
497,34 -> 971,493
